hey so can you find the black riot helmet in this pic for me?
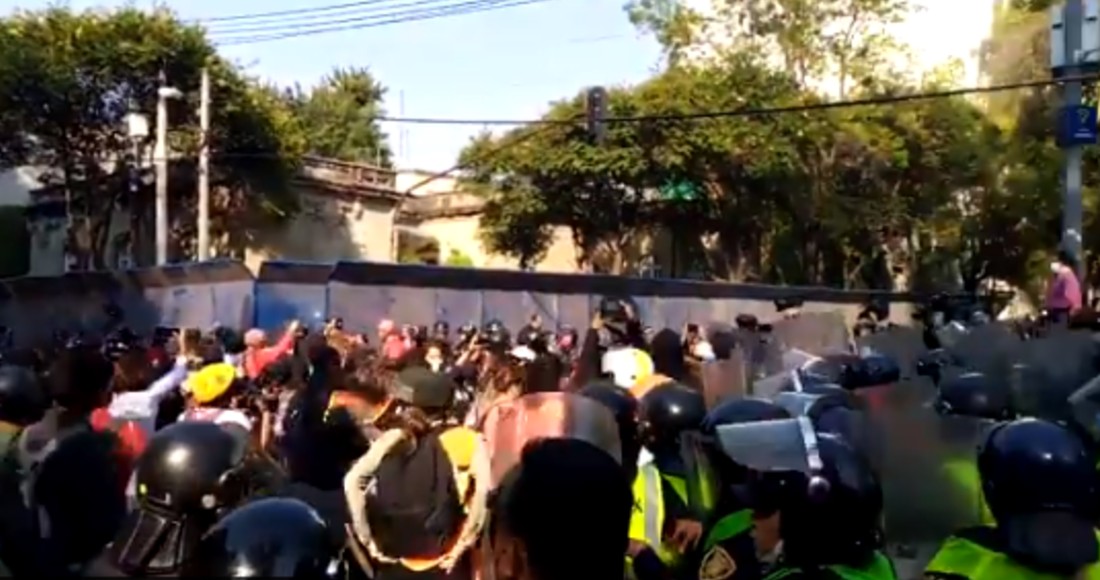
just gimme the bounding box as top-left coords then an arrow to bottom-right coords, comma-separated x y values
457,323 -> 477,344
638,382 -> 706,450
780,432 -> 883,568
481,319 -> 510,348
734,313 -> 759,330
854,351 -> 900,387
0,365 -> 48,426
109,422 -> 251,576
934,372 -> 1014,420
979,418 -> 1097,523
579,381 -> 641,474
183,498 -> 339,578
134,421 -> 250,514
516,325 -> 541,347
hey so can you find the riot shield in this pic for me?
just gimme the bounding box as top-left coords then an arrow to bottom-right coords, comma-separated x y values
856,325 -> 928,390
1014,330 -> 1100,421
1069,374 -> 1100,444
713,416 -> 817,475
749,348 -> 821,399
479,391 -> 622,490
770,312 -> 851,355
943,322 -> 1022,384
701,349 -> 749,409
867,401 -> 991,548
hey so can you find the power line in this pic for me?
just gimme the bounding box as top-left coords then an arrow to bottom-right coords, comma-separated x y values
370,73 -> 1097,126
212,0 -> 547,46
203,0 -> 482,34
193,0 -> 391,24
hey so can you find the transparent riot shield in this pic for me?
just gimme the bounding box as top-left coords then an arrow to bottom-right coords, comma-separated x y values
868,403 -> 991,549
480,392 -> 622,490
770,312 -> 851,355
856,326 -> 928,390
750,348 -> 821,399
701,350 -> 749,409
1069,374 -> 1100,444
944,322 -> 1023,383
713,416 -> 817,475
1012,330 -> 1100,421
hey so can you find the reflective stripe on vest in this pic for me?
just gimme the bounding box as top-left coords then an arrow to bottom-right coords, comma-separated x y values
703,509 -> 753,551
627,463 -> 684,575
926,533 -> 1100,579
765,551 -> 896,580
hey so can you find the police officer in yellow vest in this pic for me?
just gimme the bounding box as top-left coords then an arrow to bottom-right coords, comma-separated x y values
713,415 -> 897,580
699,397 -> 793,580
925,418 -> 1100,579
931,371 -> 1016,527
629,381 -> 716,580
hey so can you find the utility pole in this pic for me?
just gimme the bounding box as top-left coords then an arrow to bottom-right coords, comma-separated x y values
1064,0 -> 1085,273
197,67 -> 211,261
1052,0 -> 1098,278
154,82 -> 182,265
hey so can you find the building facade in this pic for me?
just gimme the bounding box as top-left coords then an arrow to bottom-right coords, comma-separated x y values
6,156 -> 403,276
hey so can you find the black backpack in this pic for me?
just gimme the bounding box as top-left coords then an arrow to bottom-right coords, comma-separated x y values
366,432 -> 463,559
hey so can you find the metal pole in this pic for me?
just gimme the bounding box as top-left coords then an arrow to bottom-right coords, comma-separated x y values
154,92 -> 169,265
198,67 -> 211,261
1063,0 -> 1085,275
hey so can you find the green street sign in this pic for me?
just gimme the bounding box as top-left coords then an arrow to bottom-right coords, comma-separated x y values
660,181 -> 699,201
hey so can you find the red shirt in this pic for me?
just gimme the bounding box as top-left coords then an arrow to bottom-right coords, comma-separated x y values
243,329 -> 297,379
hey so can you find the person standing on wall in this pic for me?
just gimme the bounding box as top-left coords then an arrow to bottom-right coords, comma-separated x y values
1046,249 -> 1084,325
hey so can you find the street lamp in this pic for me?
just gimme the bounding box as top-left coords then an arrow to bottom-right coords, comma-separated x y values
154,85 -> 182,265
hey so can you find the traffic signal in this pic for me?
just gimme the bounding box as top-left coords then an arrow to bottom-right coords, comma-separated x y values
585,86 -> 608,144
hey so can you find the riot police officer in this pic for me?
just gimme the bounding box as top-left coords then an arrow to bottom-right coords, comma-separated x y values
925,418 -> 1100,579
578,381 -> 641,481
630,382 -> 716,580
87,421 -> 256,577
182,498 -> 341,578
699,398 -> 793,580
711,411 -> 894,579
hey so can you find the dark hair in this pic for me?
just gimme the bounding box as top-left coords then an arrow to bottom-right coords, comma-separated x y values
48,346 -> 113,412
497,438 -> 631,580
1058,249 -> 1078,270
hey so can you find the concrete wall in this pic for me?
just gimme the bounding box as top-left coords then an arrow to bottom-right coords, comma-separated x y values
243,189 -> 398,271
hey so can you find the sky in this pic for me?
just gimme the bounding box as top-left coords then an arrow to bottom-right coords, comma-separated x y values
13,0 -> 664,171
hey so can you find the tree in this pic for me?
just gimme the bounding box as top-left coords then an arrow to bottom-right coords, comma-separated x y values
286,67 -> 392,166
0,7 -> 306,268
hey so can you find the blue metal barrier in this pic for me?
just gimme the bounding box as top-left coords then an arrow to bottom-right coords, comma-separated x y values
0,259 -> 919,343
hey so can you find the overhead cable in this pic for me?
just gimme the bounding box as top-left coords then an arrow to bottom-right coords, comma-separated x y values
367,73 -> 1097,126
212,0 -> 547,45
204,0 -> 489,34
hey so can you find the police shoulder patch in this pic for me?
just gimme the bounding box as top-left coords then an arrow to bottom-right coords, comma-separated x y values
699,546 -> 737,580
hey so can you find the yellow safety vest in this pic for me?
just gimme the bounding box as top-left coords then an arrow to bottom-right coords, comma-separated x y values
764,551 -> 896,579
942,459 -> 995,526
629,463 -> 684,567
926,530 -> 1100,579
702,509 -> 753,552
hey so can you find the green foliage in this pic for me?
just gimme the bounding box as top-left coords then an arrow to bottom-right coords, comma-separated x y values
285,67 -> 393,166
443,249 -> 475,267
0,7 -> 307,267
462,11 -> 1012,289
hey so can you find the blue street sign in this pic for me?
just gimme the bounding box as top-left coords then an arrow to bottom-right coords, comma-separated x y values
1057,105 -> 1098,147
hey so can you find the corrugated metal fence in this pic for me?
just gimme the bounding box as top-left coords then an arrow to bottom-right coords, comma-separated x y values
0,260 -> 922,346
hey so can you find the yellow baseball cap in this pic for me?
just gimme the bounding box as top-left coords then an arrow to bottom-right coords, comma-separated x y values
186,363 -> 238,405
